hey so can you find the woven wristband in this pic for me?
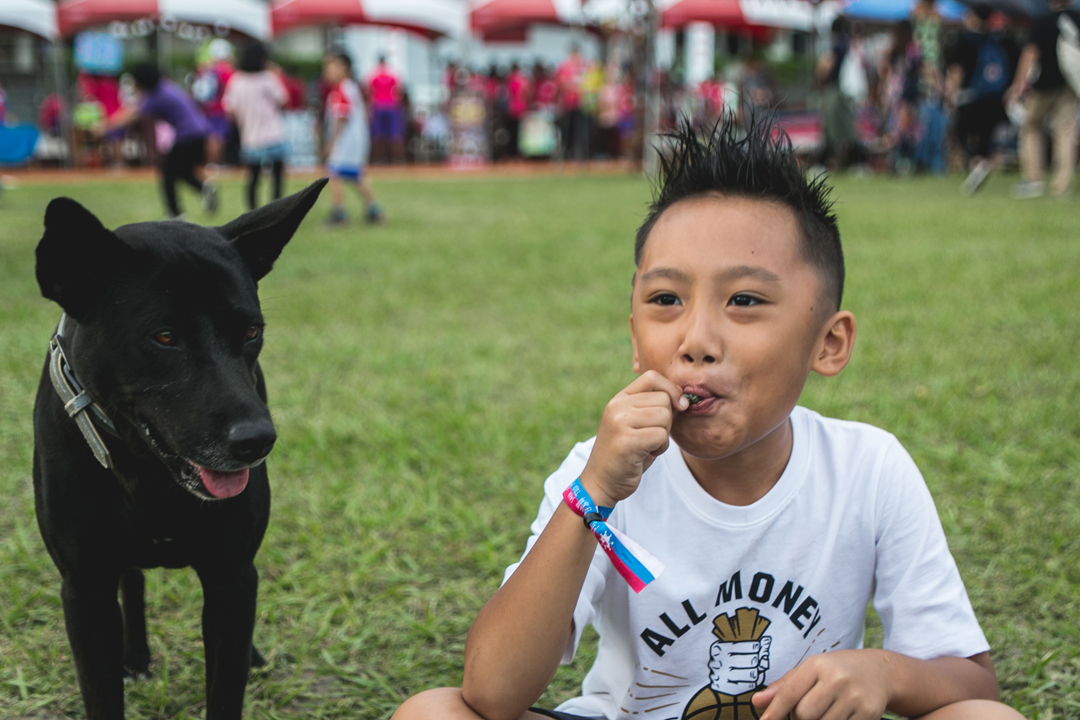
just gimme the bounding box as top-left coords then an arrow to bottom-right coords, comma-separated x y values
563,477 -> 664,594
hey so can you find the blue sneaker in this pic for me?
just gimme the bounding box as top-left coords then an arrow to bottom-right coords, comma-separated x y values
325,206 -> 349,226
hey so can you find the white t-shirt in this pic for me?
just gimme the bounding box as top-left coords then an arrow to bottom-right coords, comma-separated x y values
221,70 -> 288,151
503,406 -> 988,720
324,77 -> 370,170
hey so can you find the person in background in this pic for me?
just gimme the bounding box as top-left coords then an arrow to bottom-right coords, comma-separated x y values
78,71 -> 125,166
191,38 -> 236,169
556,45 -> 589,160
880,20 -> 922,174
1004,0 -> 1080,198
947,3 -> 1016,194
532,62 -> 559,111
597,61 -> 624,158
98,63 -> 216,219
485,64 -> 510,161
223,43 -> 289,210
506,61 -> 530,158
736,46 -> 776,129
817,16 -> 858,170
369,55 -> 404,165
697,72 -> 726,130
0,81 -> 6,124
912,0 -> 945,73
323,52 -> 383,226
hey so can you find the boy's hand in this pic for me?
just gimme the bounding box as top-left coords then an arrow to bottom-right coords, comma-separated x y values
751,650 -> 890,720
579,370 -> 688,508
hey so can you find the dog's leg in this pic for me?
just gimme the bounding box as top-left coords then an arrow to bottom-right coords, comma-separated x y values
251,643 -> 267,668
196,563 -> 259,720
119,569 -> 151,680
61,573 -> 125,720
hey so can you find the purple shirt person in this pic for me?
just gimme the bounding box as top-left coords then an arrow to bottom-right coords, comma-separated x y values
99,64 -> 217,219
139,78 -> 211,145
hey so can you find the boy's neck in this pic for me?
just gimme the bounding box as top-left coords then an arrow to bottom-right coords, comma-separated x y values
681,417 -> 793,506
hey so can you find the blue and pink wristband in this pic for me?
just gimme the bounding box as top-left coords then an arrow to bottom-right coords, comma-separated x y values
563,477 -> 664,594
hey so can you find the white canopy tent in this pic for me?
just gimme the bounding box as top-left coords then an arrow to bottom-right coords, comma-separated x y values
0,0 -> 59,39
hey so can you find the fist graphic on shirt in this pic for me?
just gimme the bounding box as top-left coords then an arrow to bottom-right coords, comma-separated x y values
707,636 -> 771,695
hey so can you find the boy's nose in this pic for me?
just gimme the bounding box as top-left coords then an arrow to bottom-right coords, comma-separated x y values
678,308 -> 722,364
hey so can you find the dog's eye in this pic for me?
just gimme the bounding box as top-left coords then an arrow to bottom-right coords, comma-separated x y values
246,325 -> 261,342
153,330 -> 177,347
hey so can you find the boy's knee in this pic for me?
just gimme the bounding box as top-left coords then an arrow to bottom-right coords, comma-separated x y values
921,699 -> 1028,720
392,687 -> 471,720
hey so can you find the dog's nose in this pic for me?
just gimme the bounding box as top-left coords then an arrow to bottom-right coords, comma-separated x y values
227,420 -> 276,464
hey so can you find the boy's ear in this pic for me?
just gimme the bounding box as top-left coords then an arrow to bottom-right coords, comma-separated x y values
217,178 -> 328,281
629,313 -> 641,373
36,197 -> 133,321
810,311 -> 856,377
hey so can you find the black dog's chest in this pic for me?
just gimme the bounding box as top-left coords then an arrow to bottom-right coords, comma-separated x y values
130,534 -> 194,570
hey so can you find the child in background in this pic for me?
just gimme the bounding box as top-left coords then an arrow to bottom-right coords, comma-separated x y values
322,52 -> 383,226
392,116 -> 1027,720
223,43 -> 289,210
192,38 -> 236,168
98,63 -> 216,219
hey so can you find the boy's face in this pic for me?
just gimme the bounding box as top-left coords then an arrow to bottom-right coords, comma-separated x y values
323,58 -> 344,84
631,195 -> 839,464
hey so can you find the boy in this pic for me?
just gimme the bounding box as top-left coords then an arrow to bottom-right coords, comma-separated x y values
322,52 -> 383,226
393,118 -> 1025,720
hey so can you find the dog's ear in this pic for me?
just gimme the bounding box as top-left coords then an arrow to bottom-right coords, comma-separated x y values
37,197 -> 133,319
217,178 -> 328,281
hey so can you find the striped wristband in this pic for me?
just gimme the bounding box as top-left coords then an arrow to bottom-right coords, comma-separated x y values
563,477 -> 664,594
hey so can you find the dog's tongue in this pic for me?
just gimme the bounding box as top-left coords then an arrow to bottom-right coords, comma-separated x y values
197,466 -> 249,498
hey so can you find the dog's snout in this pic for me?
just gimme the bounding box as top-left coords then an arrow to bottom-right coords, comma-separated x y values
227,420 -> 276,464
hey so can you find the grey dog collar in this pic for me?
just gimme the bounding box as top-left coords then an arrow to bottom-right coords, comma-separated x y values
48,314 -> 118,469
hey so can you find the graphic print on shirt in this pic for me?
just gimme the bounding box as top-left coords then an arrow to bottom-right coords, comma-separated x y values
621,570 -> 831,720
682,607 -> 772,720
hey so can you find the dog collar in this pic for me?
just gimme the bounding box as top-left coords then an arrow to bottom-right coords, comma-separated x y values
48,314 -> 118,469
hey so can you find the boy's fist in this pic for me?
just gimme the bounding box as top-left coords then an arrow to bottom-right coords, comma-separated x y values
579,370 -> 688,507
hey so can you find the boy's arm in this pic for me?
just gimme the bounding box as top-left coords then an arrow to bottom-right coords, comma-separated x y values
753,437 -> 998,720
323,116 -> 345,161
751,648 -> 998,719
462,371 -> 688,720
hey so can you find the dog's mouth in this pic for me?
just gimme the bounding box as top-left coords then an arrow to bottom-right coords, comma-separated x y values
139,420 -> 260,501
192,465 -> 249,499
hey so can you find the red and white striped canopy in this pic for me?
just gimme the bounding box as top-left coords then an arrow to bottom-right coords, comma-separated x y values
469,0 -> 586,40
660,0 -> 814,30
271,0 -> 467,38
57,0 -> 272,39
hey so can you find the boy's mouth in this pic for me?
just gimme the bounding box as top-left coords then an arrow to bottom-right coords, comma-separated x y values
682,385 -> 719,414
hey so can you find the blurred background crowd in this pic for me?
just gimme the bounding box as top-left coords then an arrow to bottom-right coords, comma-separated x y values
0,0 -> 1077,195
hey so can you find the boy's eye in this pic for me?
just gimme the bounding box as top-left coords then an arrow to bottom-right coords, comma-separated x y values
649,293 -> 681,306
729,294 -> 761,307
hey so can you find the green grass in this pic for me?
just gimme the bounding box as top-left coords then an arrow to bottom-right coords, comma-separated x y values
1,170 -> 1077,719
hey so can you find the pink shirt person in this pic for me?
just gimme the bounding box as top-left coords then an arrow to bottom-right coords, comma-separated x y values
369,62 -> 400,110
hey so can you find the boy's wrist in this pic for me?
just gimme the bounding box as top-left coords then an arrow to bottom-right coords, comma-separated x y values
578,469 -> 616,509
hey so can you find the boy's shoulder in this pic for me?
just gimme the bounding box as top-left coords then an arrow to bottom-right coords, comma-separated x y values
794,405 -> 901,453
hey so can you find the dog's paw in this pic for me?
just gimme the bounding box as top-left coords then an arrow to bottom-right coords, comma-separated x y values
123,671 -> 152,685
251,644 -> 267,668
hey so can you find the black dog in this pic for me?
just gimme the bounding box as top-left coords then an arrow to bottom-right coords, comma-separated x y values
32,179 -> 326,720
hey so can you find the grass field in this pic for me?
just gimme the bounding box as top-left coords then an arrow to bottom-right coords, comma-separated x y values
0,169 -> 1077,719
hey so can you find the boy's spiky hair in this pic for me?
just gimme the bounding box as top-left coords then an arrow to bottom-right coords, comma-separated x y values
635,114 -> 845,311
